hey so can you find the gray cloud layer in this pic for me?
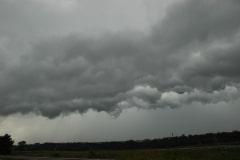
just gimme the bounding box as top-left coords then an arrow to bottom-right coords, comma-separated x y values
0,0 -> 240,118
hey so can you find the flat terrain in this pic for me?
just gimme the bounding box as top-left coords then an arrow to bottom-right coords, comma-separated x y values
2,145 -> 240,160
0,156 -> 105,160
0,156 -> 102,160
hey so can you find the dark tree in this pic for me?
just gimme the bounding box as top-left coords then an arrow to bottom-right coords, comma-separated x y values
0,134 -> 14,155
18,141 -> 27,151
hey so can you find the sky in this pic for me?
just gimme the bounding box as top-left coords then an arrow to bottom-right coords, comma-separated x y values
0,0 -> 240,144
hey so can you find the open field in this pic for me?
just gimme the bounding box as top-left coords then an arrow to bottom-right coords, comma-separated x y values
5,146 -> 240,160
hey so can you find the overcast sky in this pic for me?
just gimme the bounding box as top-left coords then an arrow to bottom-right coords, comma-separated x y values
0,0 -> 240,144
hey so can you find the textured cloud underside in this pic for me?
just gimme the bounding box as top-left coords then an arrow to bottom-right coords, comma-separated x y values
0,0 -> 240,118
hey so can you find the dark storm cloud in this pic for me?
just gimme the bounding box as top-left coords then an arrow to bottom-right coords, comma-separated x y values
152,0 -> 240,51
0,0 -> 240,118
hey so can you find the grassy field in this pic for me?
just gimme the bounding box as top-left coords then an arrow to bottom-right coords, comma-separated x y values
13,147 -> 240,160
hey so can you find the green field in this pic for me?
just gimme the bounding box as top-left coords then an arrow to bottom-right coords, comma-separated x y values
12,147 -> 240,160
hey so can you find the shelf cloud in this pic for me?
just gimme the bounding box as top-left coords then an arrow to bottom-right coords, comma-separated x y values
0,0 -> 240,118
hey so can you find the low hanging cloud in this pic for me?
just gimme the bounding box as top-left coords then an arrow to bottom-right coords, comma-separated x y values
0,0 -> 240,118
117,85 -> 240,111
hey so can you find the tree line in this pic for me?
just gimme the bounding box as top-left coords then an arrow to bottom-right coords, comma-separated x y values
14,130 -> 240,152
1,130 -> 240,154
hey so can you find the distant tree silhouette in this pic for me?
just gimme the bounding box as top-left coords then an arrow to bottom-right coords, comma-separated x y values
18,141 -> 27,151
0,134 -> 14,155
13,131 -> 240,151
